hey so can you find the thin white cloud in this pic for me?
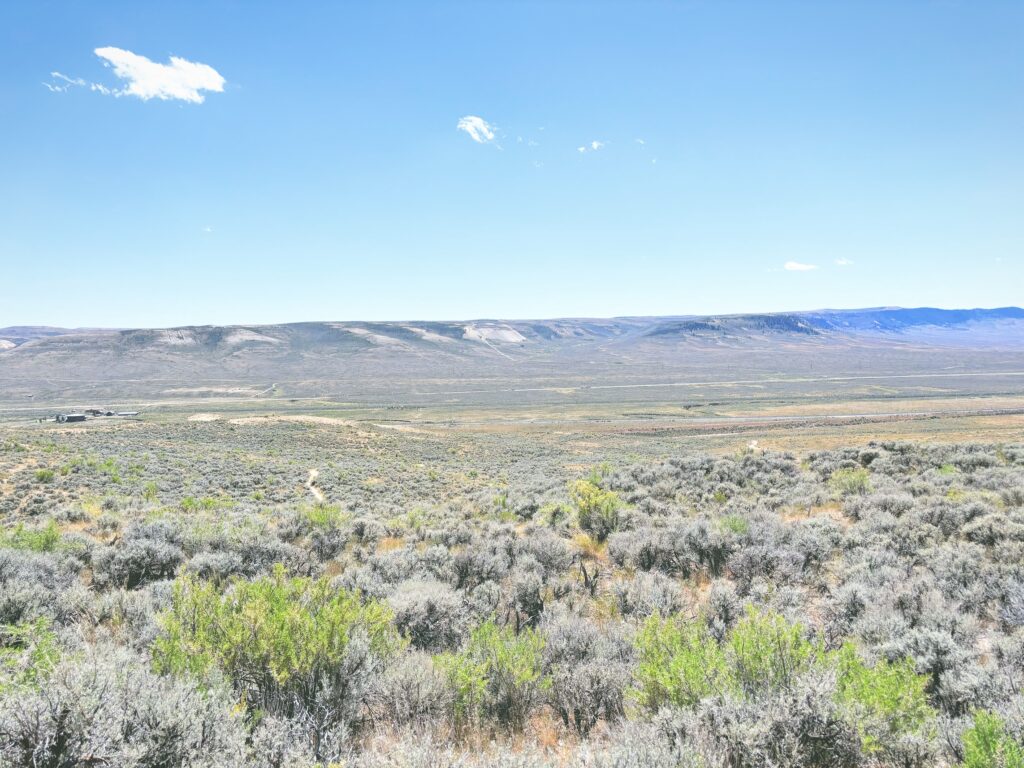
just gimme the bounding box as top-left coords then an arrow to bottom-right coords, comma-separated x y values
578,140 -> 605,154
635,138 -> 646,145
44,71 -> 111,94
45,48 -> 224,103
784,261 -> 818,272
457,115 -> 496,144
94,47 -> 224,103
835,258 -> 854,266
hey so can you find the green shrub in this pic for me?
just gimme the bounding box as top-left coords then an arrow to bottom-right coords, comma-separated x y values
0,521 -> 61,552
0,618 -> 60,693
962,710 -> 1024,768
835,643 -> 934,754
434,646 -> 488,730
830,467 -> 871,496
718,514 -> 750,535
539,502 -> 572,528
634,610 -> 821,710
571,478 -> 622,541
726,608 -> 822,697
153,565 -> 400,722
634,614 -> 727,710
303,503 -> 349,530
633,608 -> 935,756
33,469 -> 55,484
435,619 -> 549,732
179,495 -> 232,512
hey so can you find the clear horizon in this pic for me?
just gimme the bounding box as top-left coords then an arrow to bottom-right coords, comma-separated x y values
2,1 -> 1022,327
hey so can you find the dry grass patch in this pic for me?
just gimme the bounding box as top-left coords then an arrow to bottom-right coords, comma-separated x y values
376,536 -> 406,554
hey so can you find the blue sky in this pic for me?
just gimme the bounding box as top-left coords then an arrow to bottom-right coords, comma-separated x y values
1,1 -> 1021,327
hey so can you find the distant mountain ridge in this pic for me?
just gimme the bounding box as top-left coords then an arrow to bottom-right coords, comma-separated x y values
2,306 -> 1021,349
2,307 -> 1022,403
642,307 -> 1024,338
802,306 -> 1024,332
0,326 -> 118,348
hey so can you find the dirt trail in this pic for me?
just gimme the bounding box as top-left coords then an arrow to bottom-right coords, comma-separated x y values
306,468 -> 325,503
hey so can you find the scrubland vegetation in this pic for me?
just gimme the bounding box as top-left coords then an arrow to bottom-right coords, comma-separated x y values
2,420 -> 1024,767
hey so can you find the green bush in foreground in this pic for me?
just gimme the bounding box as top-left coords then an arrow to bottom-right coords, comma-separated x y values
634,609 -> 935,756
633,613 -> 727,709
436,619 -> 549,733
153,565 -> 400,749
962,710 -> 1024,768
835,643 -> 934,755
727,608 -> 822,696
635,608 -> 825,708
0,619 -> 59,693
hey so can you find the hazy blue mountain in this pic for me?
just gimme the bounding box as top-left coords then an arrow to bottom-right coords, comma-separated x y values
2,307 -> 1021,403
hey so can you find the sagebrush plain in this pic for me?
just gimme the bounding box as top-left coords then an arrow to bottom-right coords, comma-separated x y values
2,311 -> 1024,766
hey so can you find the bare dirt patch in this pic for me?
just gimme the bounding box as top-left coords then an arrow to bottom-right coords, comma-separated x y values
306,468 -> 325,503
165,387 -> 262,395
187,413 -> 222,422
229,414 -> 357,427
